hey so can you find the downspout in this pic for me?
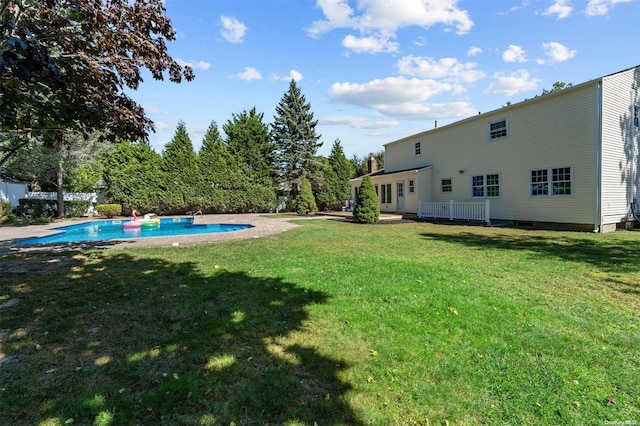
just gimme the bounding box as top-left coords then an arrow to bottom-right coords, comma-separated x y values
594,81 -> 603,233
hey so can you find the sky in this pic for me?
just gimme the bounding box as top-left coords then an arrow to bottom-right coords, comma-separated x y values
131,0 -> 639,159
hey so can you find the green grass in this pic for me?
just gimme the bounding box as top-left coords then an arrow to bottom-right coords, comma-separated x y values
0,220 -> 639,425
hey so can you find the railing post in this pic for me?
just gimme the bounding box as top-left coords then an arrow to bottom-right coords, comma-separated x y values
449,200 -> 454,220
485,199 -> 491,225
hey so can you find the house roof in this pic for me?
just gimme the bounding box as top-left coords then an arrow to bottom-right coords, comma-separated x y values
351,165 -> 432,181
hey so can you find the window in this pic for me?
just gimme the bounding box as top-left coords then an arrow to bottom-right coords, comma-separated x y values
380,183 -> 391,203
397,182 -> 404,197
472,174 -> 500,198
489,118 -> 508,140
414,141 -> 422,155
530,167 -> 573,196
635,105 -> 639,128
441,178 -> 452,193
409,180 -> 415,193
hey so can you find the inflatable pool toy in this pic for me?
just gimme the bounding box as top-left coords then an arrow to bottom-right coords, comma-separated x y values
123,209 -> 160,230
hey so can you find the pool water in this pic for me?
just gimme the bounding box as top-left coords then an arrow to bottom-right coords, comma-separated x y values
18,217 -> 253,245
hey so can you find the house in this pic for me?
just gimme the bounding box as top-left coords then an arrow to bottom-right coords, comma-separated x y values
351,65 -> 640,233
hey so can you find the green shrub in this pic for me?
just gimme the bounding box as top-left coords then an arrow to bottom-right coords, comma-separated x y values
18,199 -> 90,218
0,202 -> 11,220
96,204 -> 122,218
64,201 -> 90,218
18,199 -> 55,218
295,179 -> 317,215
353,175 -> 379,224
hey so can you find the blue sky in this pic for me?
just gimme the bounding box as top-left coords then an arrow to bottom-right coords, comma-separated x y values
132,0 -> 639,158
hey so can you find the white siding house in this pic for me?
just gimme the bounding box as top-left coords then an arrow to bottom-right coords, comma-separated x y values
351,66 -> 640,232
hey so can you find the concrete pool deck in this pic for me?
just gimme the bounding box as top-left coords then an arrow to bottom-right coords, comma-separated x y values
0,214 -> 326,254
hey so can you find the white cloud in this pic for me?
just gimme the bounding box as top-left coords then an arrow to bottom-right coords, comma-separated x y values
327,76 -> 476,120
307,0 -> 474,44
342,34 -> 399,53
396,56 -> 485,83
543,0 -> 573,19
176,59 -> 211,70
467,46 -> 482,57
484,70 -> 540,96
273,69 -> 304,82
236,67 -> 262,80
154,121 -> 172,131
502,45 -> 528,63
220,16 -> 247,43
585,0 -> 632,16
318,115 -> 398,129
328,77 -> 459,107
540,41 -> 576,63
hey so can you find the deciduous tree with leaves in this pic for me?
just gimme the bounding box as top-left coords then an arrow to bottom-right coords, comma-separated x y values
0,0 -> 193,215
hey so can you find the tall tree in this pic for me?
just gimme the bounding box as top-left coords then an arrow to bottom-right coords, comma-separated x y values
102,139 -> 163,214
223,107 -> 275,183
0,0 -> 193,214
272,79 -> 322,197
161,121 -> 204,213
0,0 -> 194,165
328,139 -> 355,201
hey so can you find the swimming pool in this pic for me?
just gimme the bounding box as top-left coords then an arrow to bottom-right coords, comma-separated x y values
18,217 -> 254,245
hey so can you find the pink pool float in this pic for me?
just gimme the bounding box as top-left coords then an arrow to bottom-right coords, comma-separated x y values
123,209 -> 160,229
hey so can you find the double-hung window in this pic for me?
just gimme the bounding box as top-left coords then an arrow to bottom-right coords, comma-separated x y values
472,174 -> 500,198
380,183 -> 391,203
530,166 -> 573,196
489,118 -> 508,140
414,141 -> 422,155
409,180 -> 415,193
441,178 -> 452,193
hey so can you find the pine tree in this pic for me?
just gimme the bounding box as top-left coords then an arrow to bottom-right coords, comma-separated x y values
272,79 -> 322,197
223,107 -> 276,184
328,139 -> 355,205
161,121 -> 205,213
199,121 -> 276,213
295,178 -> 317,215
353,175 -> 379,224
102,139 -> 163,214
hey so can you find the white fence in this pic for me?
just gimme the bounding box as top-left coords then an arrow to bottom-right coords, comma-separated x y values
24,192 -> 99,215
0,181 -> 29,207
418,200 -> 490,225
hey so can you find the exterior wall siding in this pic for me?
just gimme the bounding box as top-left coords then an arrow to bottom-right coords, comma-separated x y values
384,83 -> 600,224
600,67 -> 640,226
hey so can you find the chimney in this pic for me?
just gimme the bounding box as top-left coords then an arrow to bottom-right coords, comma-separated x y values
367,155 -> 377,174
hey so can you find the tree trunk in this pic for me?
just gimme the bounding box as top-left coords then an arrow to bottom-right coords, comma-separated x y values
56,132 -> 66,218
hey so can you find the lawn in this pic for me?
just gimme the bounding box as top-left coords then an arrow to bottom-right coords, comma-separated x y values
0,219 -> 638,425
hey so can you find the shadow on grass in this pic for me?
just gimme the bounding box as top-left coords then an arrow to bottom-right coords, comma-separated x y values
0,252 -> 362,425
420,230 -> 640,295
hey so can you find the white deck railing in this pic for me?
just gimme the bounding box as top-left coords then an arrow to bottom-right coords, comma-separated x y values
418,200 -> 490,225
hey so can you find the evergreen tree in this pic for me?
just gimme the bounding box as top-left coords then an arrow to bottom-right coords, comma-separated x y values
272,79 -> 322,197
223,107 -> 276,183
198,121 -> 229,211
161,121 -> 205,213
313,157 -> 339,211
295,178 -> 317,215
328,139 -> 355,204
353,175 -> 380,224
199,121 -> 276,213
102,139 -> 163,214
